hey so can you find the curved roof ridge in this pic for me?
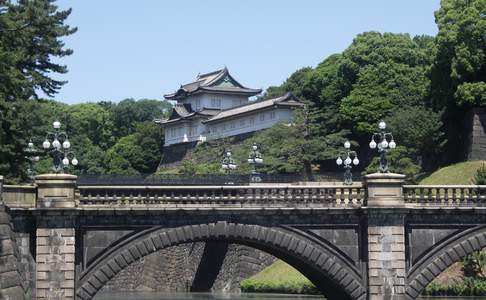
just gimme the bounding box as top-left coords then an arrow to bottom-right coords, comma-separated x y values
165,67 -> 261,100
197,68 -> 225,80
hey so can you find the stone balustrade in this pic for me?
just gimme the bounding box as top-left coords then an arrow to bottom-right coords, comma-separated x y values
6,181 -> 486,209
77,184 -> 366,208
404,185 -> 486,206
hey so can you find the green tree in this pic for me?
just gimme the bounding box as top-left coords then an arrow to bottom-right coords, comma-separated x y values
430,0 -> 486,161
365,146 -> 420,180
111,98 -> 171,138
0,0 -> 75,181
431,0 -> 486,107
104,121 -> 163,174
339,32 -> 434,134
67,103 -> 115,150
385,107 -> 445,170
263,67 -> 313,100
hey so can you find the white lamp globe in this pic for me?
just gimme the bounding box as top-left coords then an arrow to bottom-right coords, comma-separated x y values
336,157 -> 343,165
229,164 -> 236,169
344,141 -> 351,149
62,157 -> 69,166
381,140 -> 389,148
255,158 -> 263,164
28,141 -> 34,148
353,158 -> 359,165
34,156 -> 40,162
226,151 -> 231,157
63,140 -> 71,149
369,140 -> 377,149
222,164 -> 228,169
378,121 -> 386,130
42,140 -> 51,149
52,139 -> 61,149
389,140 -> 396,149
53,121 -> 61,129
71,158 -> 78,166
252,144 -> 258,151
344,157 -> 352,165
247,158 -> 253,163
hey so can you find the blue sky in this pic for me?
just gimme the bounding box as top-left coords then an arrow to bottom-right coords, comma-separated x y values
53,0 -> 441,104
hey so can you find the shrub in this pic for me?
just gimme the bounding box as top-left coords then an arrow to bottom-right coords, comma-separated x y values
474,164 -> 486,185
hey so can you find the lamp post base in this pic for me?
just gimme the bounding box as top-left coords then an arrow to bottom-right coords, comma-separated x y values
250,173 -> 262,183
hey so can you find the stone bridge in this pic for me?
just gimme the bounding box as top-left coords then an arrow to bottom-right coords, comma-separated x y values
1,173 -> 486,300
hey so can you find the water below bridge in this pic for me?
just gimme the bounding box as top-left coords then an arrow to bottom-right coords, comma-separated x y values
92,292 -> 486,300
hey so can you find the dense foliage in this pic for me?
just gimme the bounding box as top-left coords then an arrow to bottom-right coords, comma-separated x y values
27,99 -> 171,178
474,164 -> 486,185
0,0 -> 76,181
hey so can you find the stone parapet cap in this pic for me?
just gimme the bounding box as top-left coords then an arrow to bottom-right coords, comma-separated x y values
35,174 -> 77,181
365,172 -> 406,184
35,174 -> 77,187
365,173 -> 406,180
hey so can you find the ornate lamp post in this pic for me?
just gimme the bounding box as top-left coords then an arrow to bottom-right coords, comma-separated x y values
369,121 -> 396,173
24,139 -> 40,180
336,141 -> 359,185
221,149 -> 237,174
248,143 -> 263,182
42,120 -> 78,173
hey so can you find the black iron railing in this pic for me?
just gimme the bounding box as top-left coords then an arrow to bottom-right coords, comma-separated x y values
77,174 -> 307,186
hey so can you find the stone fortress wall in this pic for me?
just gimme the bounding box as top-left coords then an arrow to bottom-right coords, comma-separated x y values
0,176 -> 31,300
101,242 -> 275,293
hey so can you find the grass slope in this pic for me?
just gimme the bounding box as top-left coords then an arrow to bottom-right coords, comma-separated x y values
420,160 -> 485,185
241,260 -> 320,295
420,160 -> 486,296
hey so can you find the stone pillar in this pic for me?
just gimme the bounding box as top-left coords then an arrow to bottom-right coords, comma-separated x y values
34,174 -> 77,300
366,173 -> 406,300
35,174 -> 77,208
365,173 -> 405,207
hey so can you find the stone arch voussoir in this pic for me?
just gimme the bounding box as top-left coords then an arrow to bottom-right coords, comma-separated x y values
76,222 -> 366,300
406,225 -> 486,299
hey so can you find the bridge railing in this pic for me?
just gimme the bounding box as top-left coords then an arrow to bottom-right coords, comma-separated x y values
77,184 -> 366,208
403,185 -> 486,207
2,185 -> 37,208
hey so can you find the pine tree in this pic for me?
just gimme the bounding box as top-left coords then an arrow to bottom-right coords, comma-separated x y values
0,0 -> 76,181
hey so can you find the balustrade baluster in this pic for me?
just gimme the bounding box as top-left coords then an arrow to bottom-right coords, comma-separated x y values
351,188 -> 357,206
438,188 -> 444,205
480,187 -> 486,205
337,188 -> 343,206
463,187 -> 470,206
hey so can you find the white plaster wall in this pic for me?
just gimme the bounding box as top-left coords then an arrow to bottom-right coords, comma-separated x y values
163,108 -> 295,146
207,108 -> 294,140
179,93 -> 249,111
164,118 -> 208,146
199,93 -> 249,110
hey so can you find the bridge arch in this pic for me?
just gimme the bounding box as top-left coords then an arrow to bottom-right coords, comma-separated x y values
406,225 -> 486,299
76,222 -> 366,300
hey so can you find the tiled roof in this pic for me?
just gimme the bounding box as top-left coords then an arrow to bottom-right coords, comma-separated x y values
204,92 -> 303,123
154,105 -> 219,125
164,68 -> 261,100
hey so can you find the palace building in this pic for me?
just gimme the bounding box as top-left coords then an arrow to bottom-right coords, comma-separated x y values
156,68 -> 302,146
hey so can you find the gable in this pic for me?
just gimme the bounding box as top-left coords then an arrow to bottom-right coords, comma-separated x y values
213,74 -> 238,88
